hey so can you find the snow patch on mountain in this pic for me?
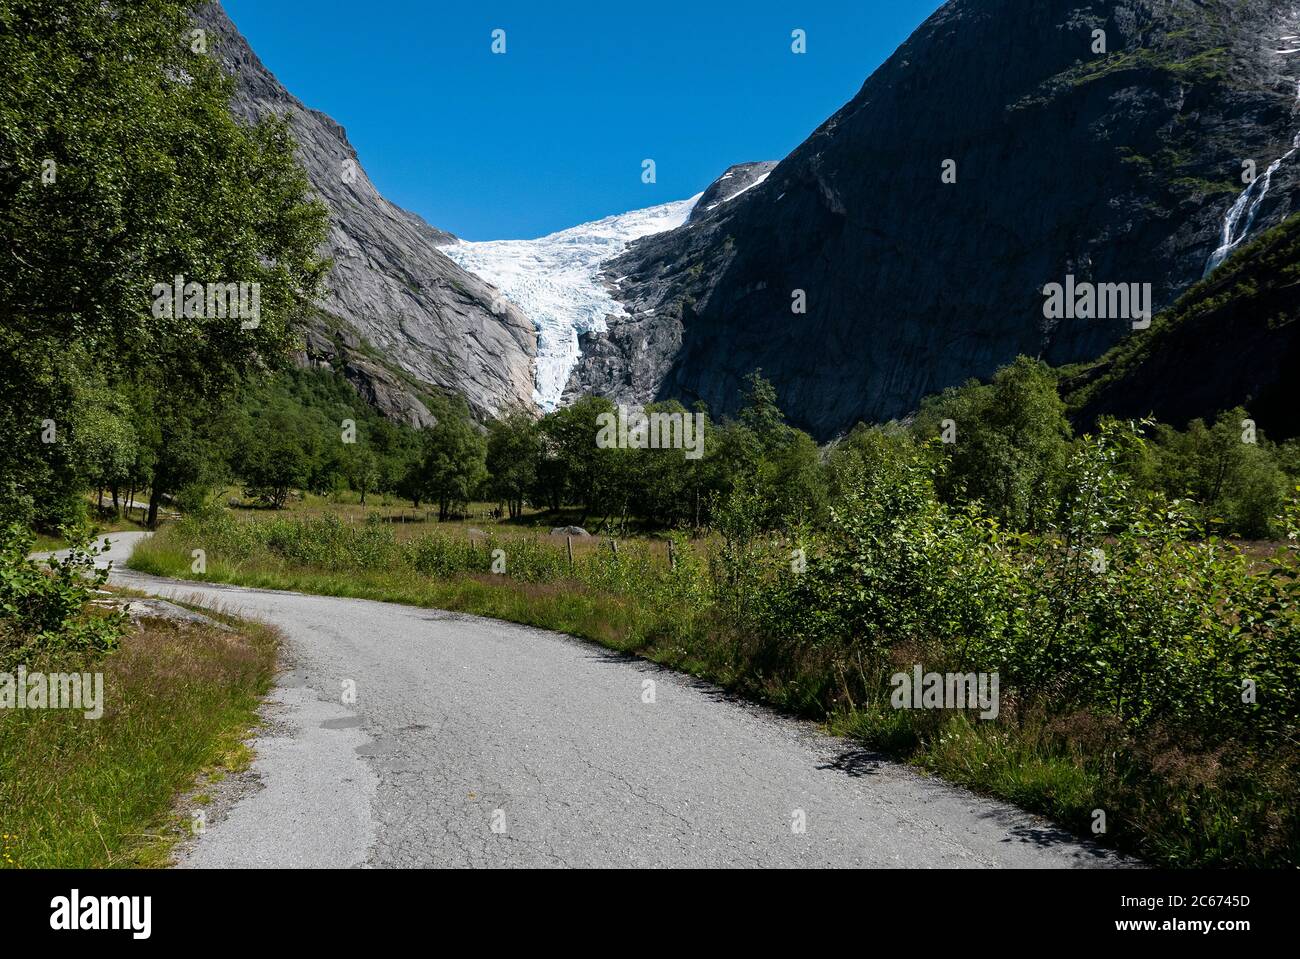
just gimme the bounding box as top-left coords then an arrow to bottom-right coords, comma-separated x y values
704,172 -> 770,212
440,195 -> 701,409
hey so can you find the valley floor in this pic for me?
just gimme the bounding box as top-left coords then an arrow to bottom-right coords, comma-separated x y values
98,532 -> 1121,868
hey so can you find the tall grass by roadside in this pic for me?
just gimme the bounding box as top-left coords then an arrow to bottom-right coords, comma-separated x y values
0,614 -> 277,868
130,422 -> 1300,866
131,515 -> 712,659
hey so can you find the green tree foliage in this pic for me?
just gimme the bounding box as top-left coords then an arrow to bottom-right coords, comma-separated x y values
413,405 -> 488,521
0,0 -> 329,528
486,408 -> 541,519
747,417 -> 1300,742
827,422 -> 917,502
70,385 -> 139,511
534,396 -> 618,522
714,372 -> 827,530
480,375 -> 826,533
623,401 -> 713,530
1144,408 -> 1289,538
352,450 -> 381,506
914,356 -> 1072,531
240,423 -> 307,510
738,369 -> 788,445
229,368 -> 423,507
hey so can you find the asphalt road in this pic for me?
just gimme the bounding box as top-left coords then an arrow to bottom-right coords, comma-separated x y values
76,531 -> 1121,868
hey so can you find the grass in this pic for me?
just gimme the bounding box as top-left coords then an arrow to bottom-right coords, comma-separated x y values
29,531 -> 71,553
130,535 -> 695,661
225,486 -> 683,542
852,711 -> 1104,820
0,611 -> 278,868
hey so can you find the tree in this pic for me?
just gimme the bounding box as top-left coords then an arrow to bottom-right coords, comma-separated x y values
710,373 -> 824,531
241,411 -> 308,509
144,400 -> 232,516
627,401 -> 692,528
0,1 -> 329,528
353,449 -> 380,506
915,356 -> 1072,531
415,410 -> 488,521
70,385 -> 138,513
534,397 -> 618,523
1149,408 -> 1288,538
757,428 -> 828,529
486,408 -> 541,519
738,370 -> 789,450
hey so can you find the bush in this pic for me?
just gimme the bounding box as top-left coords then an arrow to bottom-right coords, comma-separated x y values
737,421 -> 1300,737
0,524 -> 125,666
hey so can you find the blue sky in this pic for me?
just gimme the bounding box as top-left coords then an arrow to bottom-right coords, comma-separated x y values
222,0 -> 943,240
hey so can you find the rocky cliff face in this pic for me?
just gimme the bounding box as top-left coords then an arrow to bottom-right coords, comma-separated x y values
294,326 -> 438,430
580,0 -> 1300,438
573,162 -> 775,407
195,2 -> 536,424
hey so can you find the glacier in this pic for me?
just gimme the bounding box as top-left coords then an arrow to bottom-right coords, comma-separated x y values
440,195 -> 702,410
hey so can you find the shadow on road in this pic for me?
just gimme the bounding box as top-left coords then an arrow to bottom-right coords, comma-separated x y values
817,747 -> 887,777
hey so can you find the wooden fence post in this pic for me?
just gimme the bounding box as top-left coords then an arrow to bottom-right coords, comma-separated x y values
668,538 -> 677,571
567,535 -> 574,569
611,538 -> 619,560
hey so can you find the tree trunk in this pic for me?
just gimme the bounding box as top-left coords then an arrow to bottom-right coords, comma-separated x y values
147,484 -> 162,530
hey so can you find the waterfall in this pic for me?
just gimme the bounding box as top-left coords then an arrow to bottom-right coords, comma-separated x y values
1204,75 -> 1300,277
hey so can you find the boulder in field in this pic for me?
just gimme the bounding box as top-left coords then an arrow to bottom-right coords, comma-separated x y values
550,526 -> 590,537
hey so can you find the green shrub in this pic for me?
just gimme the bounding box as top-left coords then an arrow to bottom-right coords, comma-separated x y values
736,421 -> 1300,738
0,524 -> 124,666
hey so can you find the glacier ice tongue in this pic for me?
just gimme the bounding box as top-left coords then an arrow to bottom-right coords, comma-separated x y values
440,195 -> 701,410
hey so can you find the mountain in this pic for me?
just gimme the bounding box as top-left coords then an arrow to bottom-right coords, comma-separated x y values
1065,211 -> 1300,437
194,2 -> 536,426
200,0 -> 1300,437
570,162 -> 777,408
437,163 -> 782,412
437,195 -> 704,411
578,0 -> 1300,439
